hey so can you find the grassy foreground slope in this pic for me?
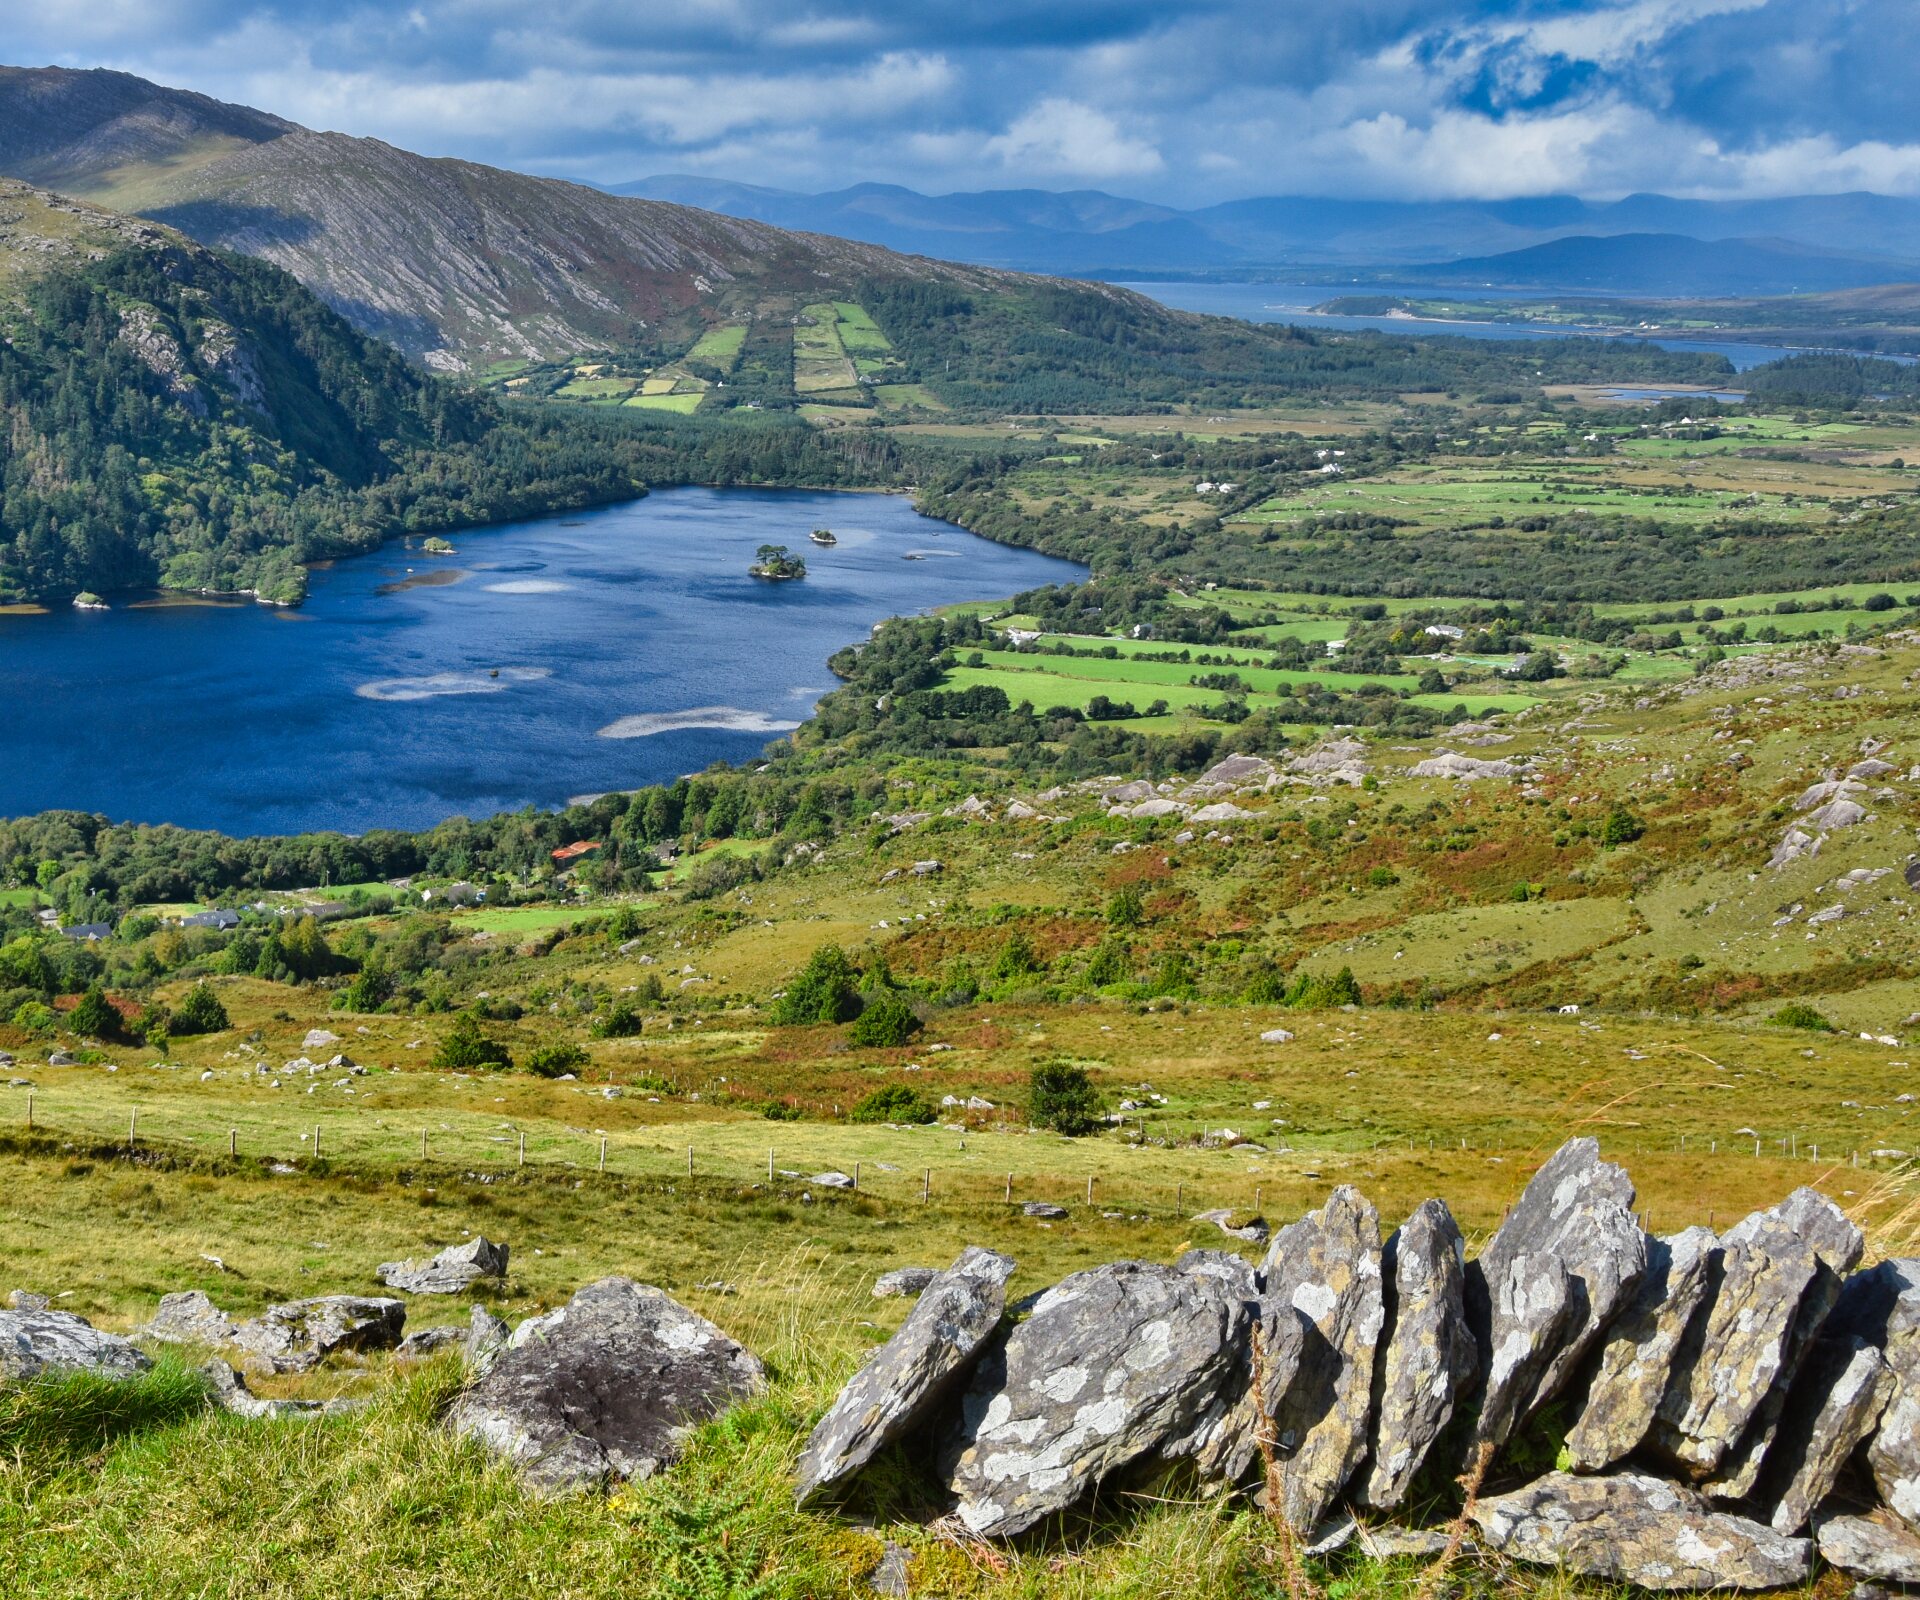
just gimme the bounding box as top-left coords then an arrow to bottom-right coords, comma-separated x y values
9,630 -> 1920,1595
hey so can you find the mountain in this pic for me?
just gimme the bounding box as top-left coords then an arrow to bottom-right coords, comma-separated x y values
1405,233 -> 1913,296
0,178 -> 719,604
617,174 -> 1920,286
0,67 -> 1032,370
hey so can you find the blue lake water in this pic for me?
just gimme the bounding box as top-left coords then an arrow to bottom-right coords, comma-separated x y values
1119,280 -> 1813,373
0,488 -> 1083,836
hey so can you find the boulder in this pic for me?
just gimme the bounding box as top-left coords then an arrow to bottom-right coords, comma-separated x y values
1192,1208 -> 1270,1246
377,1236 -> 509,1295
449,1277 -> 763,1493
1190,802 -> 1255,823
138,1289 -> 236,1347
0,1307 -> 153,1383
468,1304 -> 511,1374
1259,1028 -> 1294,1044
1361,1199 -> 1474,1510
395,1324 -> 470,1360
870,1540 -> 913,1597
946,1261 -> 1248,1536
1021,1202 -> 1068,1220
199,1359 -> 338,1419
1757,1334 -> 1891,1534
1818,1511 -> 1920,1586
1565,1228 -> 1717,1472
1259,1185 -> 1385,1530
1823,1257 -> 1920,1527
1199,755 -> 1274,787
1466,1137 -> 1646,1450
1470,1471 -> 1811,1590
7,1290 -> 51,1312
1654,1189 -> 1861,1488
809,1172 -> 856,1190
872,1268 -> 940,1299
796,1247 -> 1015,1505
228,1294 -> 407,1374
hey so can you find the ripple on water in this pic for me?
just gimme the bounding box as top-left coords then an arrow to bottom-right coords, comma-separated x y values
597,706 -> 803,739
483,579 -> 573,594
355,667 -> 552,702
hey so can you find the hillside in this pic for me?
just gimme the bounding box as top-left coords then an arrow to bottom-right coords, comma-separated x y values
0,180 -> 679,603
1410,232 -> 1910,297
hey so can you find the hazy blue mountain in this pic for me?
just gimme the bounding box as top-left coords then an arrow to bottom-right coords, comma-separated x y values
1408,233 -> 1915,296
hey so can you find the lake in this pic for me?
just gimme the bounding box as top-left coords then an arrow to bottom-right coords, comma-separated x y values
1118,280 -> 1815,373
0,488 -> 1083,836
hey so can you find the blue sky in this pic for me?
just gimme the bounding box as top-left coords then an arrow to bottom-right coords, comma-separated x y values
7,0 -> 1919,203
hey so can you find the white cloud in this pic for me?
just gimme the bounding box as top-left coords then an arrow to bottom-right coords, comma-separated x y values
983,97 -> 1163,180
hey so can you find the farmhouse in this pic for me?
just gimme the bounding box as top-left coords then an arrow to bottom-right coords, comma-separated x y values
180,909 -> 240,930
61,922 -> 112,941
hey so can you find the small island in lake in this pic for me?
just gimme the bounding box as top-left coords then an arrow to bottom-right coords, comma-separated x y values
749,543 -> 807,580
72,591 -> 109,611
808,526 -> 837,546
420,536 -> 458,554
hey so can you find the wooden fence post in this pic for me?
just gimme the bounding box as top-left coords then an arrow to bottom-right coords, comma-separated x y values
518,1131 -> 526,1166
1086,1175 -> 1095,1205
229,1128 -> 237,1157
922,1169 -> 931,1204
599,1136 -> 607,1173
128,1107 -> 138,1151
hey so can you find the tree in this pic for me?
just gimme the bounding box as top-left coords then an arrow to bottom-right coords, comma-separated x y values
68,982 -> 119,1039
432,1013 -> 512,1071
590,1000 -> 643,1039
172,981 -> 229,1035
988,931 -> 1042,983
848,992 -> 921,1047
1770,1002 -> 1833,1032
1417,666 -> 1450,695
1084,937 -> 1131,987
526,1041 -> 591,1078
771,944 -> 860,1025
1105,885 -> 1144,929
1028,1061 -> 1103,1136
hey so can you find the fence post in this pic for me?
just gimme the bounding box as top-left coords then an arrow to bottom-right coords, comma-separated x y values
314,1125 -> 321,1161
422,1128 -> 429,1160
518,1131 -> 526,1166
853,1160 -> 860,1190
229,1128 -> 237,1158
687,1146 -> 694,1178
1005,1172 -> 1012,1203
1176,1180 -> 1183,1212
1086,1175 -> 1095,1206
768,1148 -> 774,1182
25,1092 -> 31,1130
129,1107 -> 138,1151
922,1168 -> 931,1204
599,1136 -> 607,1173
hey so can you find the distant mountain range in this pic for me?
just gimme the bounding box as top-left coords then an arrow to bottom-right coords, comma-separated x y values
617,176 -> 1920,292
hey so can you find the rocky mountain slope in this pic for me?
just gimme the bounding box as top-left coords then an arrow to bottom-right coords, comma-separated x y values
0,67 -> 1042,370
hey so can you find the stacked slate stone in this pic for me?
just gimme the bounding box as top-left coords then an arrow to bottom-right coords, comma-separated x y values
798,1137 -> 1920,1590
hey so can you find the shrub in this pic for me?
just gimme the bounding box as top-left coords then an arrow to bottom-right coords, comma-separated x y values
1600,806 -> 1645,847
988,931 -> 1042,983
11,1000 -> 55,1032
1285,966 -> 1362,1009
770,944 -> 861,1026
525,1041 -> 590,1078
849,1084 -> 935,1124
590,1000 -> 643,1039
1242,964 -> 1288,1005
1366,866 -> 1399,888
171,981 -> 229,1035
132,1004 -> 170,1050
431,1013 -> 512,1071
848,992 -> 922,1047
67,983 -> 120,1040
1770,1002 -> 1834,1032
1028,1061 -> 1103,1136
1105,886 -> 1144,929
1084,938 -> 1131,987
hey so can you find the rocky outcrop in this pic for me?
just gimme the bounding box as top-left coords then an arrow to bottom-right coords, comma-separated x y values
1817,1511 -> 1920,1585
1825,1257 -> 1920,1527
449,1278 -> 763,1493
1467,1137 -> 1645,1450
1,1307 -> 152,1382
1757,1334 -> 1891,1533
1470,1472 -> 1811,1590
872,1268 -> 939,1299
1566,1227 -> 1717,1472
228,1295 -> 407,1374
946,1261 -> 1248,1536
796,1248 -> 1014,1506
1361,1199 -> 1473,1509
377,1236 -> 509,1295
1260,1186 -> 1385,1531
140,1289 -> 238,1347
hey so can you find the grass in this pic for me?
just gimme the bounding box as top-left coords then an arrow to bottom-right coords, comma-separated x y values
455,903 -> 597,936
623,393 -> 705,414
687,325 -> 747,370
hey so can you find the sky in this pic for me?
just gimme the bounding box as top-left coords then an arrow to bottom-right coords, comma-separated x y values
6,0 -> 1920,205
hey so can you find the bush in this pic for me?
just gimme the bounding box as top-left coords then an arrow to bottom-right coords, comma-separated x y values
1366,866 -> 1399,888
11,999 -> 55,1032
526,1041 -> 589,1078
590,1000 -> 643,1039
431,1013 -> 512,1071
132,1004 -> 170,1049
1770,1002 -> 1834,1032
67,983 -> 120,1040
1285,965 -> 1362,1009
988,931 -> 1042,983
1105,886 -> 1144,929
1242,964 -> 1288,1005
1600,806 -> 1645,847
1084,938 -> 1131,987
171,981 -> 229,1035
848,992 -> 922,1047
849,1084 -> 935,1124
770,944 -> 861,1025
1028,1061 -> 1103,1136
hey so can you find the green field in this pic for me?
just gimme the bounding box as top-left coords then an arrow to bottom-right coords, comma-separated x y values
622,392 -> 704,414
686,324 -> 747,370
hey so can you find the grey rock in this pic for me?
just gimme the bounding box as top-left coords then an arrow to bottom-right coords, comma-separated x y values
228,1294 -> 407,1374
1470,1470 -> 1811,1591
871,1540 -> 912,1597
1465,1137 -> 1646,1451
1021,1202 -> 1068,1220
395,1324 -> 470,1360
449,1277 -> 764,1493
1653,1189 -> 1861,1485
1819,1512 -> 1920,1585
1362,1198 -> 1474,1510
797,1247 -> 1015,1506
809,1172 -> 856,1190
1565,1227 -> 1717,1472
0,1308 -> 153,1383
468,1302 -> 510,1370
7,1290 -> 51,1312
1824,1257 -> 1920,1528
138,1289 -> 237,1347
947,1260 -> 1248,1536
1193,1208 -> 1270,1245
1304,1513 -> 1357,1556
199,1358 -> 333,1419
377,1235 -> 509,1295
1758,1334 -> 1892,1534
1358,1525 -> 1465,1560
1165,1250 -> 1264,1477
872,1268 -> 940,1299
1259,1185 -> 1385,1531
